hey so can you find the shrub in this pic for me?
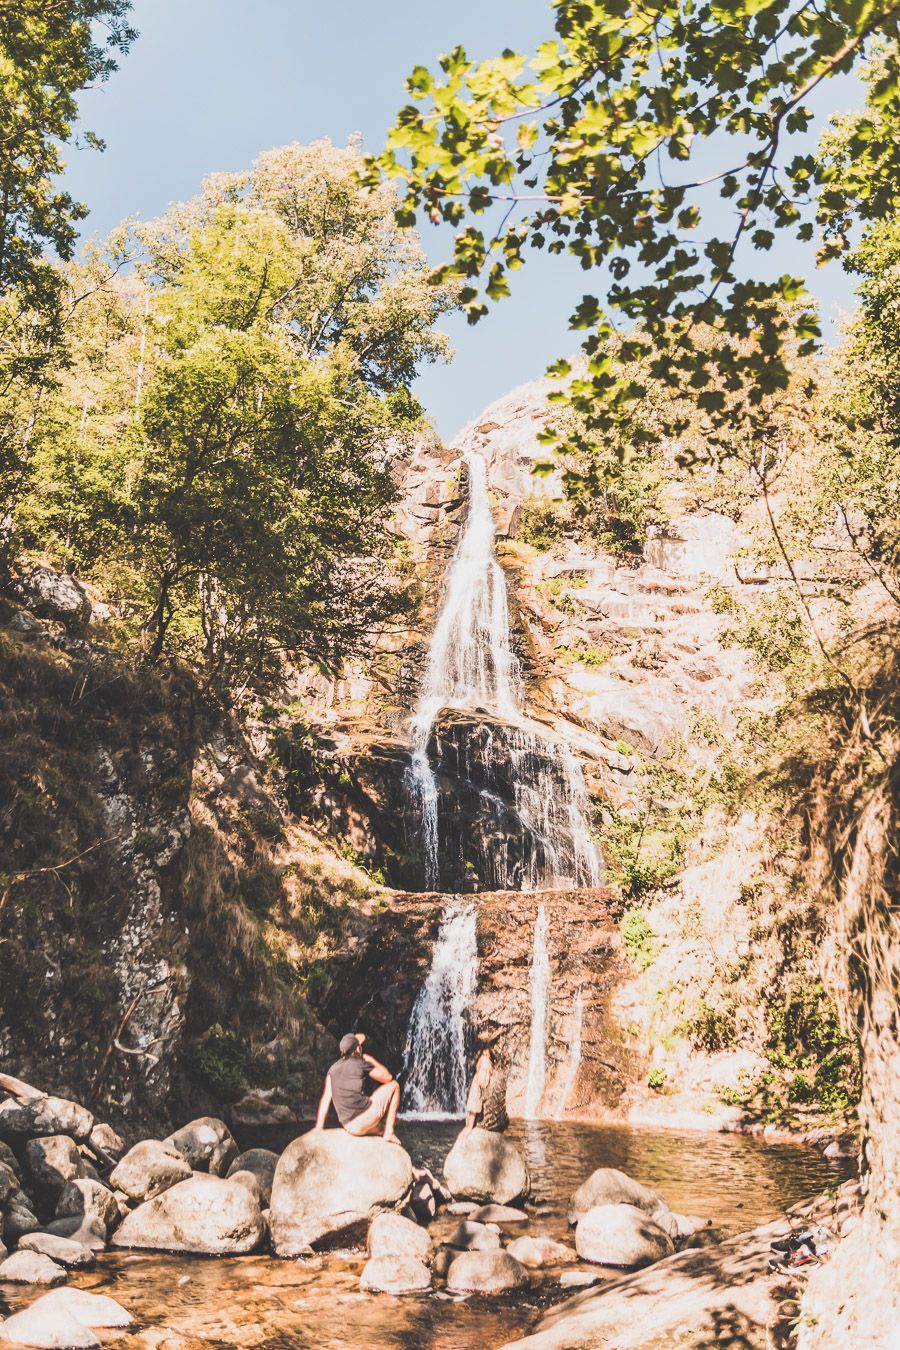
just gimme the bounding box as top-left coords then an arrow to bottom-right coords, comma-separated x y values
620,909 -> 657,971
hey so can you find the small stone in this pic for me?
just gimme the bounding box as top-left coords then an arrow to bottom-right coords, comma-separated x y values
225,1149 -> 279,1207
3,1195 -> 42,1240
446,1249 -> 530,1294
43,1217 -> 107,1252
507,1235 -> 577,1268
432,1246 -> 457,1278
55,1179 -> 119,1233
19,1233 -> 95,1269
559,1269 -> 603,1289
0,1249 -> 67,1285
87,1124 -> 125,1160
447,1220 -> 502,1251
367,1211 -> 431,1262
162,1118 -> 237,1177
469,1203 -> 529,1228
359,1255 -> 432,1294
446,1201 -> 477,1216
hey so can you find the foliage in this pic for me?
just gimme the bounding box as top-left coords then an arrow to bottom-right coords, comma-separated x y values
13,142 -> 455,695
183,1024 -> 257,1102
515,496 -> 569,551
647,1066 -> 666,1090
369,2 -> 900,459
685,996 -> 737,1053
0,2 -> 136,581
620,907 -> 657,971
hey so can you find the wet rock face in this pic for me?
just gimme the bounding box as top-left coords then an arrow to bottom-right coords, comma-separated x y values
318,890 -> 633,1119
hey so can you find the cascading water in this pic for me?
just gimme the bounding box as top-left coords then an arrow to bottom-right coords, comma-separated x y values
405,451 -> 600,892
554,988 -> 583,1119
524,904 -> 550,1120
401,903 -> 478,1116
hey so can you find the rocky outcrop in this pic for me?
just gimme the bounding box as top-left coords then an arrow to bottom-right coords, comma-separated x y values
268,1131 -> 414,1255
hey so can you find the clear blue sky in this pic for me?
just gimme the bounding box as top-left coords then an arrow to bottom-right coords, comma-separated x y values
63,1 -> 864,441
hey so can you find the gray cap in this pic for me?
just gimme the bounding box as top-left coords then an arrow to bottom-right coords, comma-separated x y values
339,1033 -> 360,1055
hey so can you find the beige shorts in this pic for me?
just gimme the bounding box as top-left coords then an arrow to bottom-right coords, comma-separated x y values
343,1080 -> 397,1136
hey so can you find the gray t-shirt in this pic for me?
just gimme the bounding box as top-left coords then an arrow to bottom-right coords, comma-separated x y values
328,1056 -> 371,1125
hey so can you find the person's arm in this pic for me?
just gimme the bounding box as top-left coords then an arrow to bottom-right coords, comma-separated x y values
362,1053 -> 392,1085
461,1076 -> 481,1135
461,1109 -> 477,1136
314,1074 -> 333,1130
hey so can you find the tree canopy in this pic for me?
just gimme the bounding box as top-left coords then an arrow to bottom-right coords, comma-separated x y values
369,0 -> 900,456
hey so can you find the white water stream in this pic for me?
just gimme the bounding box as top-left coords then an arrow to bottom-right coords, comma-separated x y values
402,903 -> 478,1117
406,451 -> 599,892
524,903 -> 550,1119
554,987 -> 583,1119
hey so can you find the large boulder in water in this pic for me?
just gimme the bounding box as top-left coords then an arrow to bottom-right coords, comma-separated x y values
269,1130 -> 413,1255
575,1203 -> 675,1268
367,1211 -> 431,1262
443,1129 -> 530,1205
110,1175 -> 264,1255
162,1118 -> 237,1176
568,1166 -> 668,1226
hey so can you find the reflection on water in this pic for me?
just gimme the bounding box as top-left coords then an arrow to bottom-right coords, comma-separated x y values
0,1120 -> 852,1350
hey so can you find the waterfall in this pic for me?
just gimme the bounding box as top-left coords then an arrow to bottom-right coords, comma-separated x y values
524,904 -> 550,1119
554,988 -> 583,1119
405,451 -> 600,892
402,903 -> 478,1117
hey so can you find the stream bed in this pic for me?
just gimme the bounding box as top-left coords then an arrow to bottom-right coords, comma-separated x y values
0,1120 -> 853,1350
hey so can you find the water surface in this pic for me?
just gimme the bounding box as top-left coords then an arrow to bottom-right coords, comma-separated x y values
0,1120 -> 852,1350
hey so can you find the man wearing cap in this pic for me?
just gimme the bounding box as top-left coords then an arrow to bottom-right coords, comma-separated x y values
313,1032 -> 402,1144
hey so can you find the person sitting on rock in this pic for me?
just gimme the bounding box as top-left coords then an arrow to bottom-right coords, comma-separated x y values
460,1047 -> 509,1136
314,1032 -> 402,1145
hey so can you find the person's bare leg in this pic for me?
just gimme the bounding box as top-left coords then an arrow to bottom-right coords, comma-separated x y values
382,1080 -> 401,1144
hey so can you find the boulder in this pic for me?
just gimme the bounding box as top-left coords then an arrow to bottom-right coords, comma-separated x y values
269,1130 -> 413,1255
43,1217 -> 106,1252
3,1194 -> 41,1240
225,1149 -> 279,1207
110,1140 -> 191,1201
11,566 -> 92,628
0,1287 -> 131,1347
432,1246 -> 457,1279
446,1249 -> 530,1294
19,1233 -> 95,1269
162,1118 -> 237,1177
0,1142 -> 21,1180
359,1255 -> 432,1294
443,1129 -> 529,1206
409,1178 -> 436,1224
447,1220 -> 502,1252
367,1212 -> 431,1262
110,1175 -> 264,1255
470,1203 -> 529,1228
25,1137 -> 89,1193
507,1235 -> 577,1268
0,1160 -> 18,1205
575,1203 -> 675,1268
54,1180 -> 119,1233
0,1250 -> 67,1285
0,1096 -> 93,1142
568,1167 -> 668,1226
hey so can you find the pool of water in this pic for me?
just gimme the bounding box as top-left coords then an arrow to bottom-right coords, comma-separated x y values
0,1120 -> 852,1350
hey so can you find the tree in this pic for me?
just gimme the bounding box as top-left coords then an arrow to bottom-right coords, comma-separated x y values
0,1 -> 136,578
369,1 -> 900,456
17,142 -> 455,696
